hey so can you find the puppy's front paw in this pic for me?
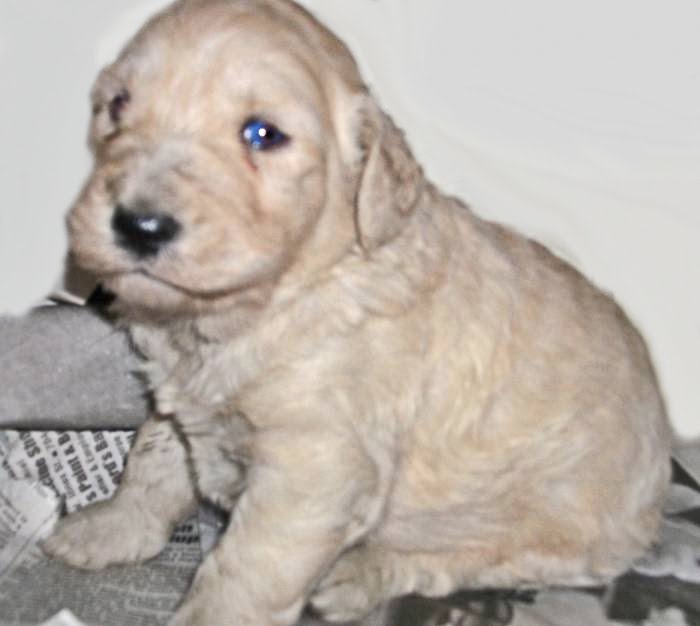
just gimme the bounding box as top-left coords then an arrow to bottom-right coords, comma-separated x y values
309,549 -> 384,622
167,597 -> 225,626
42,498 -> 170,570
167,554 -> 241,626
167,552 -> 305,626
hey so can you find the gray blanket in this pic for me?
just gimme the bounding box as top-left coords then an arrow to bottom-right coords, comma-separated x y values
0,304 -> 148,430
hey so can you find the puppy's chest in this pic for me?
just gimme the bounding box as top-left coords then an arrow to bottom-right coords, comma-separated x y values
130,324 -> 266,509
133,319 -> 330,424
132,324 -> 264,420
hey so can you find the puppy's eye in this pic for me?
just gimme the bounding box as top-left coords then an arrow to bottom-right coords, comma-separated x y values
241,118 -> 289,151
108,90 -> 130,124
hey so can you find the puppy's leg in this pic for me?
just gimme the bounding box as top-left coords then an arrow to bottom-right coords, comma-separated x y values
168,428 -> 383,626
311,545 -> 483,622
42,416 -> 196,569
186,412 -> 252,512
309,545 -> 388,622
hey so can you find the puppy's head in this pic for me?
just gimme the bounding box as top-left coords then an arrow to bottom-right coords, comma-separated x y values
68,0 -> 423,318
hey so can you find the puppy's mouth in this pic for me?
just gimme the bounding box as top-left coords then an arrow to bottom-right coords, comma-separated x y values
104,267 -> 241,300
98,259 -> 277,310
70,225 -> 279,308
166,270 -> 257,298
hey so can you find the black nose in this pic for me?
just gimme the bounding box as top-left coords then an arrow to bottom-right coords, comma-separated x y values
111,204 -> 181,257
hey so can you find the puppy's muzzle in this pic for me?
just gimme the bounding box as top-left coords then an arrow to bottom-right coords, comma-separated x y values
112,204 -> 181,258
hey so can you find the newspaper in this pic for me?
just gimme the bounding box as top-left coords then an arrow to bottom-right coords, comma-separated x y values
0,431 -> 201,626
1,429 -> 699,626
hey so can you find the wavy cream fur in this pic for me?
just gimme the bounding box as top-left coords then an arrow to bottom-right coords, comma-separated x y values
43,1 -> 671,624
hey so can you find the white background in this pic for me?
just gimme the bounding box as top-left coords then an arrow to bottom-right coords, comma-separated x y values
0,1 -> 698,438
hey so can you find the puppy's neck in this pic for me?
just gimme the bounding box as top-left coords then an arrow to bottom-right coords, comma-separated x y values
128,184 -> 452,418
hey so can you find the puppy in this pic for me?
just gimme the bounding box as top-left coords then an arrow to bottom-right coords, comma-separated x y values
43,1 -> 672,625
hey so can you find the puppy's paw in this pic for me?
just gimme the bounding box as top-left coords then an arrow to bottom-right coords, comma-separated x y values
167,551 -> 305,626
167,597 -> 250,626
42,498 -> 170,570
167,599 -> 211,626
309,549 -> 384,622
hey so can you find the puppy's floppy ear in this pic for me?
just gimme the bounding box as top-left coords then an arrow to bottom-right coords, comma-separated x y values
351,98 -> 425,251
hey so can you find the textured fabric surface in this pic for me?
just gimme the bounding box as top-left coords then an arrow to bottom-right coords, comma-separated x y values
0,304 -> 149,430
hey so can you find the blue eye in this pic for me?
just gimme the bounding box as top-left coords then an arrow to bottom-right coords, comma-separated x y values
241,118 -> 289,151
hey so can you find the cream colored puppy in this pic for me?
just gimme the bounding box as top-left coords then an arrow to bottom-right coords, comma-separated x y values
43,1 -> 672,624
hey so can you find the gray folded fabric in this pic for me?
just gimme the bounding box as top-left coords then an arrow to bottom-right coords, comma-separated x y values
0,304 -> 149,429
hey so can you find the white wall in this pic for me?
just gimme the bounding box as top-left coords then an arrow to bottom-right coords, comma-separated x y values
1,1 -> 698,438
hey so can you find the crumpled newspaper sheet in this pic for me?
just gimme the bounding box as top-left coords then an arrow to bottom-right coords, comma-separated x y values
0,431 -> 200,626
1,431 -> 699,626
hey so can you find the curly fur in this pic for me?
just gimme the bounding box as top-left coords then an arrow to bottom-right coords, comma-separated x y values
43,1 -> 672,624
